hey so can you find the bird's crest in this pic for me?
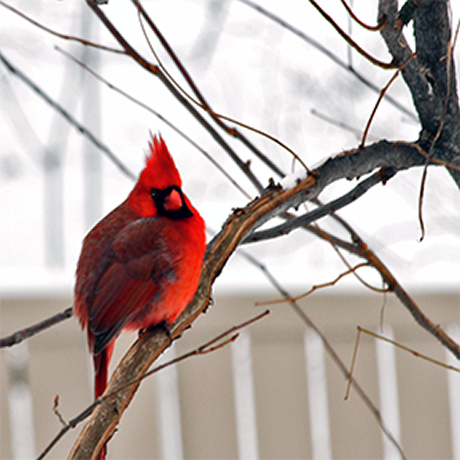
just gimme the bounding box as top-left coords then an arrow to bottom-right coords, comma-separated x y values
141,135 -> 182,189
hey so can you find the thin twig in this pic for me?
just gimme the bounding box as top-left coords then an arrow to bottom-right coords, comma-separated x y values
361,53 -> 418,147
411,143 -> 460,171
0,307 -> 73,348
256,262 -> 371,306
111,310 -> 269,395
340,0 -> 387,31
308,213 -> 389,294
37,402 -> 99,460
346,323 -> 460,399
344,325 -> 362,400
359,326 -> 460,372
0,1 -> 124,54
308,0 -> 397,69
52,395 -> 68,427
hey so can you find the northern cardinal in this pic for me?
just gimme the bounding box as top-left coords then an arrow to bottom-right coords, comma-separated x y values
74,135 -> 206,459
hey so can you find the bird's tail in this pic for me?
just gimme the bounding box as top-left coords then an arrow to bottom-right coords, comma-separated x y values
94,348 -> 108,400
93,342 -> 115,459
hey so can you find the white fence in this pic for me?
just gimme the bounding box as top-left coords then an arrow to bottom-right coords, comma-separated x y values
1,289 -> 459,459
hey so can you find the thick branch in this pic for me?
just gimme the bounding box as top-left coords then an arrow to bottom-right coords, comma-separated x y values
379,0 -> 438,132
413,0 -> 460,187
413,0 -> 453,111
245,167 -> 396,244
379,0 -> 460,186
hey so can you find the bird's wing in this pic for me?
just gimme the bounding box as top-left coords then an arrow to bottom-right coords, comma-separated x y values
88,218 -> 180,354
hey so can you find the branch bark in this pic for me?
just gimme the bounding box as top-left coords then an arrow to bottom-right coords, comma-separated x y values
379,0 -> 460,186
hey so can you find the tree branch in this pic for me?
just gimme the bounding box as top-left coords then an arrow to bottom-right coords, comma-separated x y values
244,167 -> 396,244
0,307 -> 73,348
379,0 -> 437,132
379,0 -> 460,187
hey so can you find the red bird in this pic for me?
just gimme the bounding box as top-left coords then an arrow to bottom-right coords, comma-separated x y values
74,135 -> 205,458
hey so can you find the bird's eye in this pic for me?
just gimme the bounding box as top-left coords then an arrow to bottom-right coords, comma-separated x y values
150,188 -> 159,200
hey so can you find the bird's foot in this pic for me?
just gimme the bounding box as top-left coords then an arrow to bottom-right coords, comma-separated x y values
139,322 -> 174,346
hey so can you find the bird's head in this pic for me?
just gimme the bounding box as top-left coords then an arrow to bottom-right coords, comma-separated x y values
128,135 -> 193,219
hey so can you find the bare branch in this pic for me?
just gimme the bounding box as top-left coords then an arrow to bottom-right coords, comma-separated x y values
244,167 -> 396,244
340,0 -> 387,31
0,307 -> 73,348
361,53 -> 417,147
308,0 -> 397,69
0,1 -> 123,54
66,306 -> 270,459
256,262 -> 374,306
39,310 -> 268,459
358,326 -> 460,372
